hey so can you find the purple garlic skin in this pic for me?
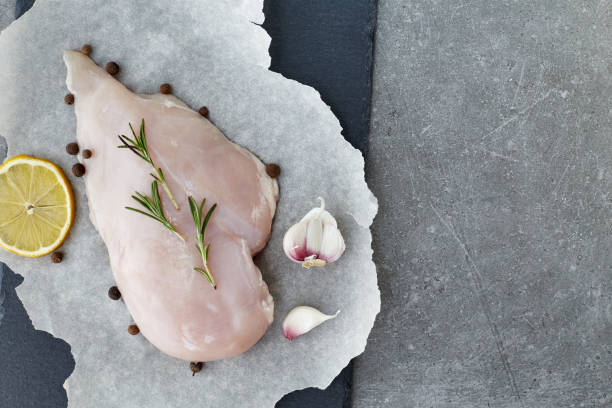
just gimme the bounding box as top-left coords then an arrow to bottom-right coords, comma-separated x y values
282,198 -> 345,268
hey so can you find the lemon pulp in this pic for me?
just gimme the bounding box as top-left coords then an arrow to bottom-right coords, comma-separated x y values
0,155 -> 74,257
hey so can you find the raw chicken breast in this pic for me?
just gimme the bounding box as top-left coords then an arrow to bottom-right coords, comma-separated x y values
64,50 -> 278,362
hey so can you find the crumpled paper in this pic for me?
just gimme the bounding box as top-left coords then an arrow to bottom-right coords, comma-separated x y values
0,0 -> 379,406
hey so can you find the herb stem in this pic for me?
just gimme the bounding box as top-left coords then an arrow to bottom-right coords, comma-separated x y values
173,230 -> 185,242
159,175 -> 179,210
189,196 -> 217,289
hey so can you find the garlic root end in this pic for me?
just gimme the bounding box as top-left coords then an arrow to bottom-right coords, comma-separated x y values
302,258 -> 327,269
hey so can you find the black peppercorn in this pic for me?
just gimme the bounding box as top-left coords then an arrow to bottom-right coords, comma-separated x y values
81,44 -> 92,55
265,163 -> 281,178
160,83 -> 172,94
108,286 -> 121,300
50,252 -> 63,263
105,61 -> 120,75
128,324 -> 140,335
64,93 -> 75,105
190,362 -> 204,376
82,149 -> 93,159
198,106 -> 209,118
66,142 -> 79,155
72,163 -> 86,177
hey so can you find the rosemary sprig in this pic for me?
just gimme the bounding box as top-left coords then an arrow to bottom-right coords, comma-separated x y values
188,196 -> 217,289
118,119 -> 179,209
126,180 -> 184,242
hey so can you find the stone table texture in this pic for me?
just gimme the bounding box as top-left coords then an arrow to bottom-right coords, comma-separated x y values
354,1 -> 611,407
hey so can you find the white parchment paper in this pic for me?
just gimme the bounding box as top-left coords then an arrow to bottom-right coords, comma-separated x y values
0,1 -> 379,406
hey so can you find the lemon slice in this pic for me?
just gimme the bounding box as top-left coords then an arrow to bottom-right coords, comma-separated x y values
0,155 -> 74,257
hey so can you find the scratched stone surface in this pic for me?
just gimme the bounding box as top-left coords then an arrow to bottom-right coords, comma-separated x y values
354,1 -> 611,407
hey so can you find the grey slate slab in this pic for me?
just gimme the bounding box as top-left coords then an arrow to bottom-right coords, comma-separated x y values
353,1 -> 612,407
0,0 -> 376,407
263,1 -> 376,405
0,0 -> 15,31
263,0 -> 377,154
0,267 -> 74,408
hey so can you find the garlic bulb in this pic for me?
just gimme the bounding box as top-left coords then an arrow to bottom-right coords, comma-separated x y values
283,198 -> 345,268
282,306 -> 339,340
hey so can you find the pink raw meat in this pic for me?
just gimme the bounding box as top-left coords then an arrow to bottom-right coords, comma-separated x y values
64,50 -> 278,361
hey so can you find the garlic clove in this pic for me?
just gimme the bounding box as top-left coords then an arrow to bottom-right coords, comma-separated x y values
283,222 -> 308,261
320,226 -> 345,263
282,306 -> 340,341
282,197 -> 346,268
305,217 -> 323,254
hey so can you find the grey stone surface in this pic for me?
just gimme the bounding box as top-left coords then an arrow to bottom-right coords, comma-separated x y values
354,1 -> 611,407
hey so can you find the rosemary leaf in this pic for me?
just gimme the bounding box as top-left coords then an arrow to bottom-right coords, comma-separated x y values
188,196 -> 217,289
194,267 -> 216,288
125,207 -> 160,222
117,119 -> 179,209
126,181 -> 184,242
